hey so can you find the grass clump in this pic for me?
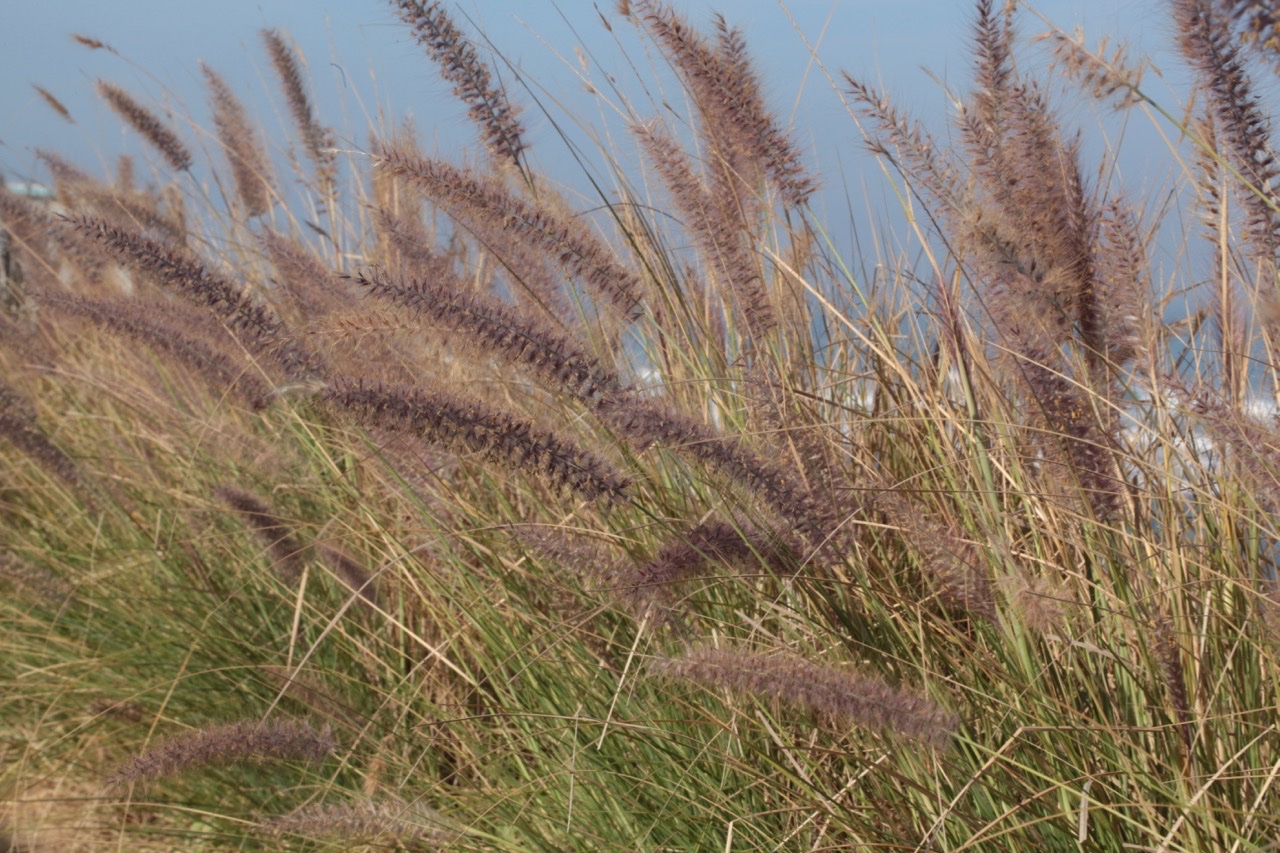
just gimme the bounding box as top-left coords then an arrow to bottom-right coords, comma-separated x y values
3,0 -> 1280,849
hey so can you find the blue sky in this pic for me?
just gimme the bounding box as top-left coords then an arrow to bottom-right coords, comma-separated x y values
0,0 -> 1245,281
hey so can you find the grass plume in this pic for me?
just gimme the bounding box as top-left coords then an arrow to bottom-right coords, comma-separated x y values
262,799 -> 456,844
202,63 -> 273,217
651,645 -> 957,749
107,719 -> 336,790
323,379 -> 632,503
373,142 -> 645,322
391,0 -> 526,168
261,28 -> 335,185
95,80 -> 193,172
626,0 -> 815,208
65,214 -> 323,381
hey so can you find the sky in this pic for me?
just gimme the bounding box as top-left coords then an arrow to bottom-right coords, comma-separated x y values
0,0 -> 1254,282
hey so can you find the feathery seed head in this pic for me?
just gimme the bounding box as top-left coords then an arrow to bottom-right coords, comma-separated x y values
96,81 -> 193,172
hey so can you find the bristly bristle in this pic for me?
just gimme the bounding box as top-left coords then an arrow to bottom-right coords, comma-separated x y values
34,292 -> 274,410
843,75 -> 965,223
0,381 -> 87,493
261,800 -> 457,844
116,154 -> 135,190
1000,325 -> 1127,522
0,186 -> 106,286
1150,611 -> 1194,751
36,148 -> 94,191
71,33 -> 111,51
614,519 -> 796,617
372,200 -> 568,322
1222,0 -> 1280,71
596,393 -> 841,549
52,175 -> 187,246
1094,201 -> 1151,377
1182,381 -> 1280,512
1174,0 -> 1280,268
13,2 -> 1280,845
0,553 -> 72,603
259,228 -> 358,322
876,490 -> 996,621
32,84 -> 73,123
65,214 -> 325,382
1041,28 -> 1147,109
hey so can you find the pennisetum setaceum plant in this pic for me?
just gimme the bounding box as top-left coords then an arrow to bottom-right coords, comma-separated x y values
3,0 -> 1280,848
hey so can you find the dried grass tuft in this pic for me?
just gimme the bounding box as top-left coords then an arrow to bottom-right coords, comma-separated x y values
391,0 -> 526,167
